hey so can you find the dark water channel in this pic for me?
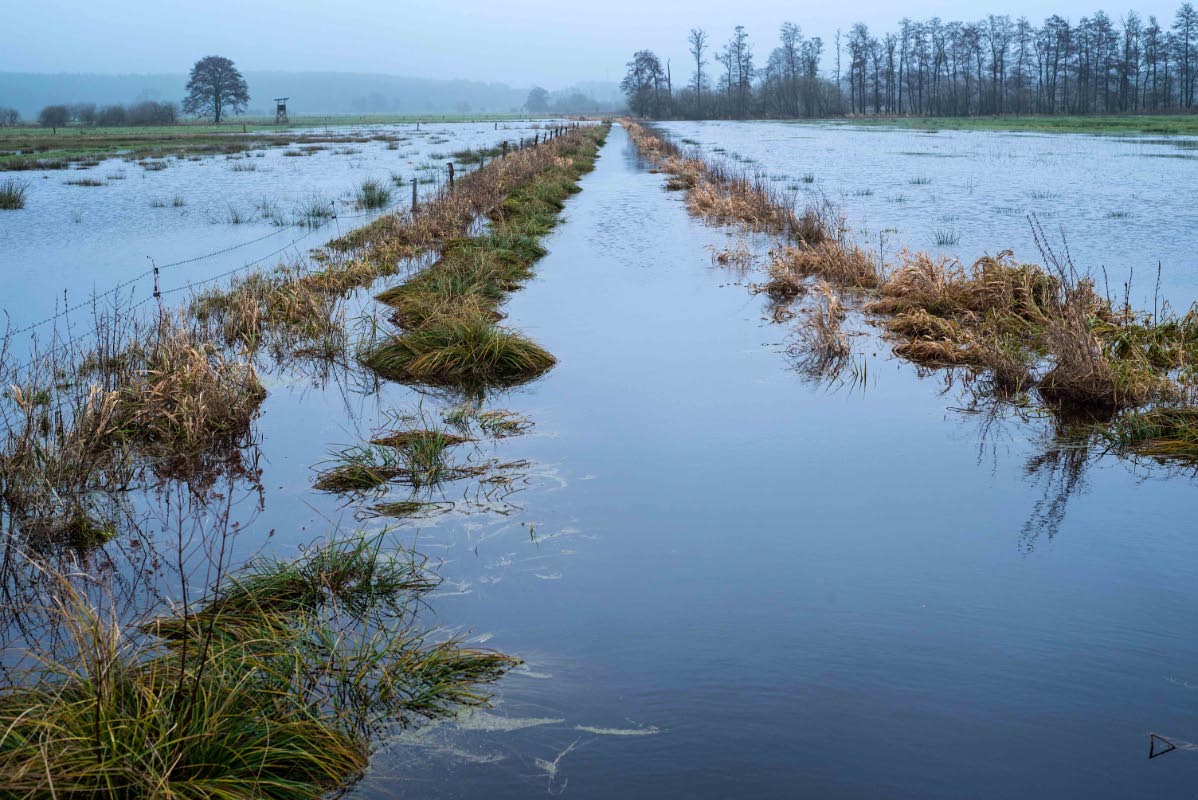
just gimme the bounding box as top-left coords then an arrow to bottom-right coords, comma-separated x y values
340,126 -> 1198,797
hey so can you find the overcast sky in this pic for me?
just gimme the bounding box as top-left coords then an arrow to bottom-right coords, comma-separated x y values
2,0 -> 1186,88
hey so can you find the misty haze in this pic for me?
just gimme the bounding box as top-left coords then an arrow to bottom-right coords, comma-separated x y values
2,1 -> 1198,798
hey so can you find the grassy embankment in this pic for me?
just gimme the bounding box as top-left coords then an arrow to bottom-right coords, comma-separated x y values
0,123 -> 609,796
194,122 -> 610,387
0,113 -> 570,170
623,119 -> 1198,462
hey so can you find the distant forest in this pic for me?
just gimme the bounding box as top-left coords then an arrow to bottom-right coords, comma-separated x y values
0,72 -> 622,122
621,3 -> 1198,118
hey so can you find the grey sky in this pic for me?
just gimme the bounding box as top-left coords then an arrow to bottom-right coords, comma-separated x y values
2,0 -> 1186,89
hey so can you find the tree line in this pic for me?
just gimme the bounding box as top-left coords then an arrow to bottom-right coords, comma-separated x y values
2,56 -> 251,129
621,3 -> 1198,118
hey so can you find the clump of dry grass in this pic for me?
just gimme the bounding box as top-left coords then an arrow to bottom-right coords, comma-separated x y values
0,312 -> 265,544
770,241 -> 881,292
866,249 -> 1189,412
111,315 -> 266,463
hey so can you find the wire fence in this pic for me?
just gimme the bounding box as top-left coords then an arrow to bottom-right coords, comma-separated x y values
3,207 -> 382,341
1,122 -> 589,374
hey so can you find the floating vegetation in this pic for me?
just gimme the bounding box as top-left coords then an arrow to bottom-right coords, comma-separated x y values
367,500 -> 451,519
1106,407 -> 1198,459
909,175 -> 932,185
316,416 -> 485,494
793,280 -> 852,378
709,239 -> 754,271
0,178 -> 28,209
476,409 -> 533,438
64,177 -> 105,187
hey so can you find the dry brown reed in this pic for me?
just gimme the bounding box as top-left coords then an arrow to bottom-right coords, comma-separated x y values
621,118 -> 1198,438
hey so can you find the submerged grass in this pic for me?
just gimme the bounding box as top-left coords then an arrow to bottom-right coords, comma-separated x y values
315,418 -> 484,493
0,534 -> 516,798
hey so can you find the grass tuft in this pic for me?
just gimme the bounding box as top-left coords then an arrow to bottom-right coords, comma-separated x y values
356,178 -> 393,210
0,178 -> 28,208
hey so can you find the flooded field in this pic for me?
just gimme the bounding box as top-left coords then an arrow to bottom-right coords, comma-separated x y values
0,120 -> 561,333
341,125 -> 1198,797
659,120 -> 1198,309
3,121 -> 1198,797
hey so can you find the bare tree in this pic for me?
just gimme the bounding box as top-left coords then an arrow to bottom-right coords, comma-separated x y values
182,56 -> 249,123
689,28 -> 709,116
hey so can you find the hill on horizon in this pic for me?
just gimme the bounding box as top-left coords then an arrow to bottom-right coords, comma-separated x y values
0,71 -> 623,118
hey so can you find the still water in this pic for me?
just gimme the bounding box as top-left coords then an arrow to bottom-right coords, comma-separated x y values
5,122 -> 1198,797
340,126 -> 1197,796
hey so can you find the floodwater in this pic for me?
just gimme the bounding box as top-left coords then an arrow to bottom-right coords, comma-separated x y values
658,120 -> 1198,311
345,126 -> 1197,796
0,120 -> 560,334
6,122 -> 1198,797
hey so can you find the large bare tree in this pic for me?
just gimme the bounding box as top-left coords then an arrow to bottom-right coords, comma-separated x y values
182,56 -> 249,124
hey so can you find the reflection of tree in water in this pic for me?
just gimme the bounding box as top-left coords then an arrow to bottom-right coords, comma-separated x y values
957,379 -> 1196,552
1018,431 -> 1092,553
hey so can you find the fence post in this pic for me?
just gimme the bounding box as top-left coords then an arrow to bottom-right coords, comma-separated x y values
447,162 -> 455,189
411,178 -> 418,214
502,141 -> 509,158
151,259 -> 162,315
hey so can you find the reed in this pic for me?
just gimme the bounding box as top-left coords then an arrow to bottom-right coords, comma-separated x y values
0,178 -> 28,208
355,178 -> 393,210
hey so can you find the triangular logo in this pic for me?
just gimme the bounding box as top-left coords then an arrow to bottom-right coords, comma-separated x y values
1149,733 -> 1177,759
